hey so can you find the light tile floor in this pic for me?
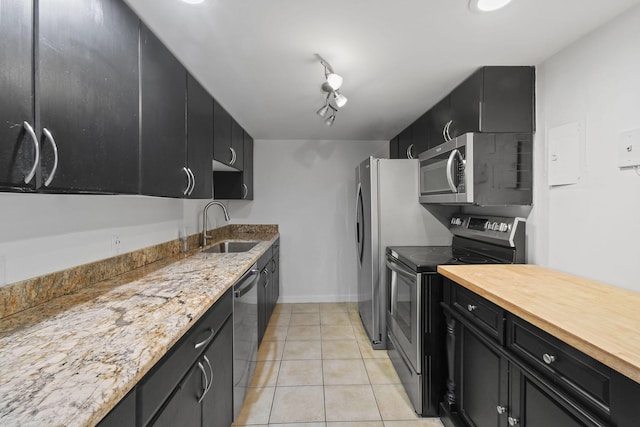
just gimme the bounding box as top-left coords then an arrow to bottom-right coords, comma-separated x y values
234,302 -> 444,427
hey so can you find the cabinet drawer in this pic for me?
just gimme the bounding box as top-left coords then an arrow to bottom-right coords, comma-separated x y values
507,315 -> 611,415
138,289 -> 232,426
451,284 -> 504,342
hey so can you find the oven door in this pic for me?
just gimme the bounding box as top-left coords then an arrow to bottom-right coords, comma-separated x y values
386,255 -> 421,373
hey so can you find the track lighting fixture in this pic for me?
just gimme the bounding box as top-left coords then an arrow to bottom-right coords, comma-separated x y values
316,54 -> 348,126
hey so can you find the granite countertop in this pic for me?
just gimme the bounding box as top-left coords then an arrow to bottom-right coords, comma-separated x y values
0,229 -> 279,427
438,264 -> 640,384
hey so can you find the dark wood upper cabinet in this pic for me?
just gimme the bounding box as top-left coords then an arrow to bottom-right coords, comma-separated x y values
449,66 -> 535,138
425,96 -> 452,149
231,118 -> 244,171
0,0 -> 36,190
213,99 -> 232,166
38,0 -> 140,193
140,24 -> 187,198
396,127 -> 412,159
410,112 -> 429,158
242,131 -> 254,200
389,136 -> 399,159
186,74 -> 213,199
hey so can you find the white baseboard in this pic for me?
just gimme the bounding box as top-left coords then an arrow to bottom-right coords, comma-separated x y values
277,294 -> 359,304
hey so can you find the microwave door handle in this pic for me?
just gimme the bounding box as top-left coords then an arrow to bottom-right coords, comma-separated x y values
446,149 -> 459,192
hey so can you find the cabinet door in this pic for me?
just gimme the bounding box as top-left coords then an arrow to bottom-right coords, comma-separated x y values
449,69 -> 483,139
243,131 -> 254,200
97,389 -> 135,427
271,248 -> 280,307
38,0 -> 139,193
213,99 -> 232,166
410,112 -> 429,158
187,74 -> 213,199
231,118 -> 244,170
509,364 -> 606,427
202,318 -> 234,427
0,0 -> 36,189
257,267 -> 269,345
457,322 -> 508,427
140,24 -> 187,197
425,96 -> 451,149
389,136 -> 399,159
397,127 -> 412,159
152,364 -> 202,427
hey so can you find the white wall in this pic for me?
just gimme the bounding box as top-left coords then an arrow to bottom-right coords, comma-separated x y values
0,193 -> 229,286
230,139 -> 388,303
527,4 -> 640,291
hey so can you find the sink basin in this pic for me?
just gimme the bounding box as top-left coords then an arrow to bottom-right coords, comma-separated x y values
202,240 -> 259,254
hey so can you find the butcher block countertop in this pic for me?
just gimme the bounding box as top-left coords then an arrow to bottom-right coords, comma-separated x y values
0,227 -> 278,427
438,264 -> 640,385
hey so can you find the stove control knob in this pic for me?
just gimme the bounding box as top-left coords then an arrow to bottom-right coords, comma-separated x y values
456,218 -> 463,226
484,221 -> 490,230
499,223 -> 508,232
491,222 -> 499,231
450,218 -> 455,225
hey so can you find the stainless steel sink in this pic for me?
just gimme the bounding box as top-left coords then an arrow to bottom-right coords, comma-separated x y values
202,240 -> 259,253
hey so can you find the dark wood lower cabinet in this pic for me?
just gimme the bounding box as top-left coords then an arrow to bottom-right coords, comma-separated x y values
441,280 -> 637,427
202,316 -> 234,426
457,323 -> 508,427
153,364 -> 202,427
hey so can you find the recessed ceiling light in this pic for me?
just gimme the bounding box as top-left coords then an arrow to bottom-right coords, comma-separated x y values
182,0 -> 205,5
469,0 -> 513,13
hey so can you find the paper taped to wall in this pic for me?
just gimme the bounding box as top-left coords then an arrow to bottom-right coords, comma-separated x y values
548,122 -> 581,186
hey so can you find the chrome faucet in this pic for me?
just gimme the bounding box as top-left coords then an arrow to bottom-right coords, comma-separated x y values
201,201 -> 230,246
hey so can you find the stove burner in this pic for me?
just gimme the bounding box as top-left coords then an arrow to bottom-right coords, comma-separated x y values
458,256 -> 490,264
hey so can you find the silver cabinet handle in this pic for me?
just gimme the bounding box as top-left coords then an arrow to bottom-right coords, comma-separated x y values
22,121 -> 40,184
203,355 -> 213,395
271,258 -> 276,273
242,183 -> 248,199
508,417 -> 519,426
194,328 -> 215,350
406,143 -> 414,159
182,167 -> 191,195
497,406 -> 507,414
188,167 -> 195,196
229,147 -> 236,165
197,361 -> 209,403
42,128 -> 58,187
542,353 -> 556,365
443,120 -> 453,142
467,304 -> 477,312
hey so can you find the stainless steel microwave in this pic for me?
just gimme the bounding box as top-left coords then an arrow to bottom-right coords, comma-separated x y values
418,133 -> 533,206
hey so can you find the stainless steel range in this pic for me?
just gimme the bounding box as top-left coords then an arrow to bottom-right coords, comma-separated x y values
385,214 -> 526,416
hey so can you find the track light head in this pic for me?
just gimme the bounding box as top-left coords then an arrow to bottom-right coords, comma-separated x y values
326,73 -> 343,90
334,91 -> 348,108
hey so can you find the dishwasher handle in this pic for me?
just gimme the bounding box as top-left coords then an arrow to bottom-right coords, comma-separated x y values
234,267 -> 259,298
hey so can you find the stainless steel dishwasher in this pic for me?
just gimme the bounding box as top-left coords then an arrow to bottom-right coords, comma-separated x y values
233,264 -> 260,420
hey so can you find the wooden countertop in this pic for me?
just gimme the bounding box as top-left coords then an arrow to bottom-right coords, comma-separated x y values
0,230 -> 279,426
437,264 -> 640,384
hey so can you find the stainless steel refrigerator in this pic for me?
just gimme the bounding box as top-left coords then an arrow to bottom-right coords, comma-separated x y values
355,157 -> 451,349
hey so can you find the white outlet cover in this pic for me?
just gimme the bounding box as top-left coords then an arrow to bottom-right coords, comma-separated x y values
111,235 -> 122,255
618,129 -> 640,168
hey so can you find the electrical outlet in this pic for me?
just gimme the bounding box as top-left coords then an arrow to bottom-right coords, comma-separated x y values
618,129 -> 640,168
111,235 -> 122,255
0,255 -> 6,286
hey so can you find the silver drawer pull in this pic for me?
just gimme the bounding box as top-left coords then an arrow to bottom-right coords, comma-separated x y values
467,304 -> 477,312
22,121 -> 40,184
194,327 -> 215,350
542,353 -> 556,365
496,405 -> 507,414
508,416 -> 519,426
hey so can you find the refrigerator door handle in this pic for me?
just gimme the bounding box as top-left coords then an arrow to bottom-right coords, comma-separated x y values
355,183 -> 364,265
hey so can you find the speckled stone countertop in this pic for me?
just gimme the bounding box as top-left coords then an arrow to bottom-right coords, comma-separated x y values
0,227 -> 279,427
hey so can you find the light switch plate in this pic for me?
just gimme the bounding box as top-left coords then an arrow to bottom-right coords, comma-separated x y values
618,129 -> 640,168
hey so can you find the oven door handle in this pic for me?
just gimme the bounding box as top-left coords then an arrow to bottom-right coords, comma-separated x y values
386,258 -> 416,279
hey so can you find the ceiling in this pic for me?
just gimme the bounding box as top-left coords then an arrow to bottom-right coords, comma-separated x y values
123,0 -> 640,141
